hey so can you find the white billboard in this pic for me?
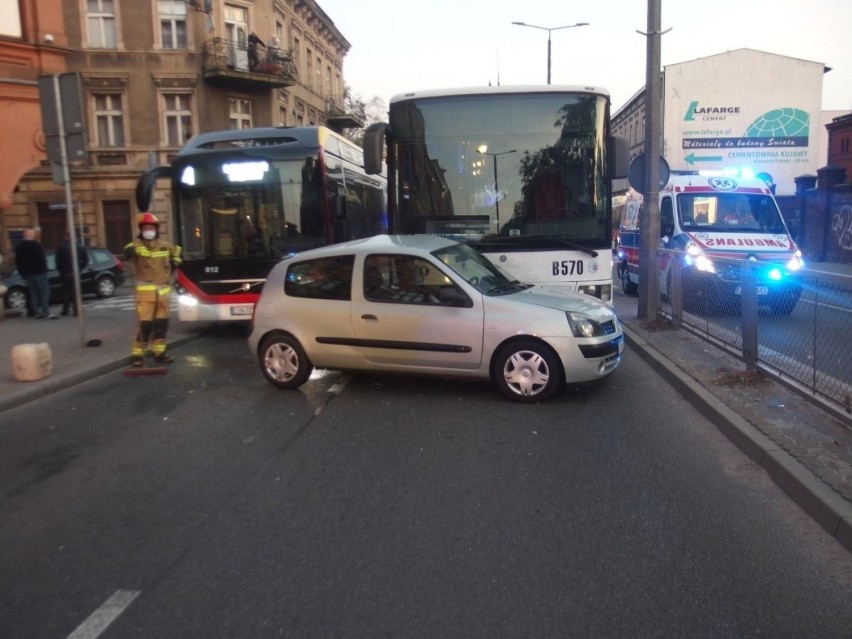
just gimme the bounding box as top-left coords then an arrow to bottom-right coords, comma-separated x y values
662,49 -> 824,196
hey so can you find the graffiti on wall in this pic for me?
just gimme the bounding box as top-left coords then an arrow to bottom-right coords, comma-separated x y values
833,204 -> 852,252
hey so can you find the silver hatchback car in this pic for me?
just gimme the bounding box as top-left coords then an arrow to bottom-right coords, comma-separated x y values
249,235 -> 623,403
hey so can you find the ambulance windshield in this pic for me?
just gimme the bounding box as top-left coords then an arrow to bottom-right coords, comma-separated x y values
677,193 -> 788,234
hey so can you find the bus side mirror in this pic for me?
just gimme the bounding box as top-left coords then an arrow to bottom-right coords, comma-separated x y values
612,136 -> 629,180
363,123 -> 389,175
135,166 -> 174,211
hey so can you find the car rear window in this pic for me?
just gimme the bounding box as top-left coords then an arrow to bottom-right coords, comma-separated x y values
285,255 -> 354,301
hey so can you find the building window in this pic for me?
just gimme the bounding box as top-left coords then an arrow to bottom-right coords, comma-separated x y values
0,0 -> 22,37
306,47 -> 313,88
229,98 -> 252,129
159,0 -> 187,49
93,93 -> 125,147
87,0 -> 117,48
103,200 -> 131,254
841,137 -> 850,154
163,93 -> 193,145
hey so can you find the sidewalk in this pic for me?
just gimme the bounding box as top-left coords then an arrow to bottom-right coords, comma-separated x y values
611,259 -> 852,554
1,279 -> 851,552
0,293 -> 208,413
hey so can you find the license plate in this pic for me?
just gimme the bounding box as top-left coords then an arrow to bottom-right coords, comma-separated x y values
230,305 -> 254,316
734,286 -> 769,296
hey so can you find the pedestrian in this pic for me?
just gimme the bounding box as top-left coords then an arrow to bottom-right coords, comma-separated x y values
13,227 -> 54,319
267,34 -> 281,64
56,231 -> 89,316
247,32 -> 265,70
124,213 -> 182,367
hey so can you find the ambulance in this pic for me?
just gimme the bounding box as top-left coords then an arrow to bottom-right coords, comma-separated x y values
616,174 -> 804,315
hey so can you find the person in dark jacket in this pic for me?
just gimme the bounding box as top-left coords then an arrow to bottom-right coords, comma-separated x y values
55,231 -> 89,316
14,227 -> 54,319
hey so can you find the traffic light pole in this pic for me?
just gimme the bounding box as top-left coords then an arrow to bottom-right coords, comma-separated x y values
52,74 -> 87,346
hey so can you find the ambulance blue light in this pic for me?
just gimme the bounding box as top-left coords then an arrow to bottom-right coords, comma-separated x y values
768,268 -> 782,281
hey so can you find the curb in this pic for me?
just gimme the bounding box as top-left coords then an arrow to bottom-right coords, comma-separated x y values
623,325 -> 852,553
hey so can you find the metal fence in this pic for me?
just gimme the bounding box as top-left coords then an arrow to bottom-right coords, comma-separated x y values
657,248 -> 852,416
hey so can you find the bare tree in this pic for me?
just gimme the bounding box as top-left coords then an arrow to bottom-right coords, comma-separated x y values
342,85 -> 387,146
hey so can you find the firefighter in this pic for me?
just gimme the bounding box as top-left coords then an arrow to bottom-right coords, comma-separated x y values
125,213 -> 182,367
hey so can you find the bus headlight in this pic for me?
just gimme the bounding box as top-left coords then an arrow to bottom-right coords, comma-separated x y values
179,294 -> 198,307
577,284 -> 612,303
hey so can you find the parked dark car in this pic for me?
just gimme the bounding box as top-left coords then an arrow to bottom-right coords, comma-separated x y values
2,247 -> 125,311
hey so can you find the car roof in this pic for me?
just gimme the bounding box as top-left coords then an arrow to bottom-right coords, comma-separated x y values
294,234 -> 460,259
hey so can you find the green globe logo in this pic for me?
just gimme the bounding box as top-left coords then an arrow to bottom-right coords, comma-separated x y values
744,108 -> 810,137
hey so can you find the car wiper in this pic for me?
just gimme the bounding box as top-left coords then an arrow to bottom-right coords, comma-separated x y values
486,280 -> 534,295
474,235 -> 599,257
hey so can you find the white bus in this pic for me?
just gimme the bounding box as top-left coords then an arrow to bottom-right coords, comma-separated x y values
363,86 -> 627,302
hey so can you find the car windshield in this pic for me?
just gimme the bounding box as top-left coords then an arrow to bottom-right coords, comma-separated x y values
432,242 -> 529,294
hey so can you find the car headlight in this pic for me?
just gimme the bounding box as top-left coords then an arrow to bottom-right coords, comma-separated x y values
786,250 -> 804,272
684,240 -> 716,273
566,312 -> 607,338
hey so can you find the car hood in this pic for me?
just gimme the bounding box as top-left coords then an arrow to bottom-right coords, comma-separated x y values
507,288 -> 615,321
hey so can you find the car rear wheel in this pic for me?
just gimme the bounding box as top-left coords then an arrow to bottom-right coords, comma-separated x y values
95,275 -> 117,298
493,338 -> 562,403
5,286 -> 28,311
259,333 -> 313,389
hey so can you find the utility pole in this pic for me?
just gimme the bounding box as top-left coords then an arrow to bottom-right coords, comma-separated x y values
636,0 -> 669,320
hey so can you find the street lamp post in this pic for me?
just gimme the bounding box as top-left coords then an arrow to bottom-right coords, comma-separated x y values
477,148 -> 517,227
511,21 -> 589,84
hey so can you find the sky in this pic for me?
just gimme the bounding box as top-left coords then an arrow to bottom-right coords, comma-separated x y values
318,0 -> 852,114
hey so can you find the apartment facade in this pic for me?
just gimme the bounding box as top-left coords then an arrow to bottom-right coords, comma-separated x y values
1,0 -> 357,262
0,0 -> 69,261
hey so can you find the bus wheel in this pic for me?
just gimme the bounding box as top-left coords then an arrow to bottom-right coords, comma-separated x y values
621,265 -> 638,295
493,338 -> 562,403
259,333 -> 313,389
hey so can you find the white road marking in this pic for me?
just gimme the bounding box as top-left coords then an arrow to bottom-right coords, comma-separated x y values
328,374 -> 352,394
67,589 -> 140,639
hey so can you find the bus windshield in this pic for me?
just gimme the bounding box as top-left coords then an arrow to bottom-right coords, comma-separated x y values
175,153 -> 385,261
390,92 -> 610,248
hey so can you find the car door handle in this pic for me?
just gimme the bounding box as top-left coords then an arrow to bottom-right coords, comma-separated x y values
361,314 -> 378,321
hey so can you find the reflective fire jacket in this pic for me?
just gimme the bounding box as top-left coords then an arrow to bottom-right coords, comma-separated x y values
124,238 -> 182,300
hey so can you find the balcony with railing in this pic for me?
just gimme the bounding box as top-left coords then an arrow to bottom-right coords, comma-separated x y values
325,95 -> 363,130
203,38 -> 297,89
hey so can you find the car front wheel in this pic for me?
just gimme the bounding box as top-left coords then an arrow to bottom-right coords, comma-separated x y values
5,287 -> 28,311
95,275 -> 117,298
493,338 -> 562,403
259,333 -> 313,389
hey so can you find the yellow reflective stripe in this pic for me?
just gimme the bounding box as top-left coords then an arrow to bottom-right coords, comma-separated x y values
157,286 -> 171,295
136,284 -> 157,291
149,250 -> 171,258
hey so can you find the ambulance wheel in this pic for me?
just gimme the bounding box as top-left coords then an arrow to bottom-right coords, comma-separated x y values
621,264 -> 638,295
768,292 -> 798,316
